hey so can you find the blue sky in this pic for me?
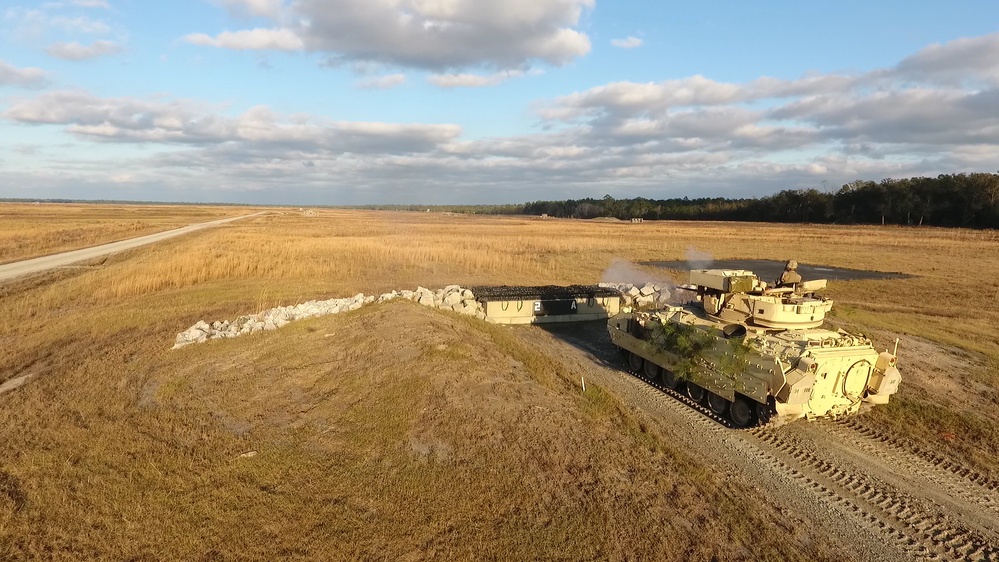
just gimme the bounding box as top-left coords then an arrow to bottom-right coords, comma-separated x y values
1,0 -> 998,205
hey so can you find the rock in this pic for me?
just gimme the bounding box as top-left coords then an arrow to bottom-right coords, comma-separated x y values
627,286 -> 641,297
173,283 -> 500,350
640,282 -> 656,296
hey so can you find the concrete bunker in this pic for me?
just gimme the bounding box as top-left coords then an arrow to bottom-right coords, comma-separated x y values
472,285 -> 622,325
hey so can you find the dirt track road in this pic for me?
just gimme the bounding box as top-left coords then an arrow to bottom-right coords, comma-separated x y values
0,212 -> 265,283
526,321 -> 999,562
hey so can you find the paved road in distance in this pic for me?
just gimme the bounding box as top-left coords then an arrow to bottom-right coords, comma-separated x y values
0,211 -> 266,283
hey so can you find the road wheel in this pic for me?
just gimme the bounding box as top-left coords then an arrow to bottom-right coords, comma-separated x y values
686,382 -> 706,404
707,392 -> 730,415
757,399 -> 775,426
643,359 -> 661,382
662,369 -> 679,390
730,396 -> 757,428
627,351 -> 644,372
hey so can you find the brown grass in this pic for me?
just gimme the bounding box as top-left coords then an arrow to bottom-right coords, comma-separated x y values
1,207 -> 997,560
0,203 -> 248,265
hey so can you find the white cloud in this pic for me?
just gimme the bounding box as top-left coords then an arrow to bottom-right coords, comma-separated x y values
3,90 -> 462,153
212,0 -> 285,18
428,70 -> 525,88
892,33 -> 999,85
543,76 -> 746,122
355,73 -> 407,89
527,32 -> 999,190
183,28 -> 304,51
611,36 -> 643,49
46,39 -> 122,60
0,59 -> 49,88
185,0 -> 594,71
69,0 -> 110,8
4,9 -> 111,39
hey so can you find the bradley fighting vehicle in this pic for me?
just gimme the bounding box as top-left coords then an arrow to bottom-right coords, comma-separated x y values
607,269 -> 902,427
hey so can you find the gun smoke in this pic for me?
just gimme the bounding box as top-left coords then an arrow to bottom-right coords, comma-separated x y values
685,246 -> 714,270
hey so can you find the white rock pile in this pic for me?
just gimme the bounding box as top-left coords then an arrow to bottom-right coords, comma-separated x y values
172,285 -> 485,349
173,282 -> 677,350
598,282 -> 672,309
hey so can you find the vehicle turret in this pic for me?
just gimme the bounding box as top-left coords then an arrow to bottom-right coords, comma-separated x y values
687,269 -> 832,329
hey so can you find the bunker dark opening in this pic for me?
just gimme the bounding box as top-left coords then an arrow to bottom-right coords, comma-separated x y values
471,285 -> 620,302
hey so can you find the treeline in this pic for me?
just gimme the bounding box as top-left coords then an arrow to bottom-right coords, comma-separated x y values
523,173 -> 999,229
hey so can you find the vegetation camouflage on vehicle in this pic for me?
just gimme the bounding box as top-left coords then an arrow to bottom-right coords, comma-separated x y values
607,268 -> 902,427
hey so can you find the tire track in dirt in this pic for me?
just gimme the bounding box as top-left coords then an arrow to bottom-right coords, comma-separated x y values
750,427 -> 999,561
622,370 -> 968,561
823,420 -> 999,513
525,321 -> 999,562
838,418 -> 999,493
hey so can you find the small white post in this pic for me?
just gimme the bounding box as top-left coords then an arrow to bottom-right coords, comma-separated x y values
581,377 -> 586,392
893,338 -> 899,356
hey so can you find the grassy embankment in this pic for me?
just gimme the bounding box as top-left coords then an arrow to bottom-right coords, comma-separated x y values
1,207 -> 996,559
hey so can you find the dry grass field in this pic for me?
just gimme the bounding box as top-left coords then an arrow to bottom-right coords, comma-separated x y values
0,203 -> 245,265
1,207 -> 997,560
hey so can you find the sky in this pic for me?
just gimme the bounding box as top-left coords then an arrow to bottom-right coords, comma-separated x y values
1,1 -> 998,205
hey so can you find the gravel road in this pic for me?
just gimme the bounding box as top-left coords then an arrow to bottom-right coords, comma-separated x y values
0,212 -> 265,283
523,320 -> 999,562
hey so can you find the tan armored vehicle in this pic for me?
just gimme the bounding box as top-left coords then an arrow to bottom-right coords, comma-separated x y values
607,268 -> 902,427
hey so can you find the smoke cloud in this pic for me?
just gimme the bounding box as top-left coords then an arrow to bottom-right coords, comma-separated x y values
600,258 -> 675,288
685,246 -> 714,270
